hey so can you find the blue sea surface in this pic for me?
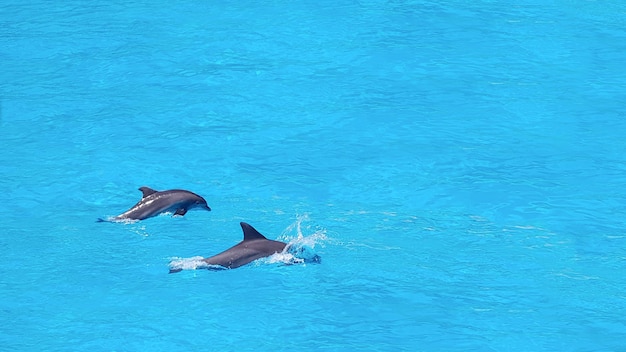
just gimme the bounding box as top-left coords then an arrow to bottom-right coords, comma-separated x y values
2,1 -> 626,351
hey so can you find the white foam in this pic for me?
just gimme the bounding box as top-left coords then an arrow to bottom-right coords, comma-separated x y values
168,256 -> 218,271
257,252 -> 304,266
105,216 -> 139,224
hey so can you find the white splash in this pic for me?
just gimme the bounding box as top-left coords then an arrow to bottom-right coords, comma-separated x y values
99,216 -> 140,224
278,213 -> 328,244
168,256 -> 220,271
275,213 -> 326,265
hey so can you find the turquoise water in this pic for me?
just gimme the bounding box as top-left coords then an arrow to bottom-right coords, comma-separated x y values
2,1 -> 626,350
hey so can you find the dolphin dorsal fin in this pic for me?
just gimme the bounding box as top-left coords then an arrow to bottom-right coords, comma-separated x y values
138,186 -> 158,198
240,222 -> 267,241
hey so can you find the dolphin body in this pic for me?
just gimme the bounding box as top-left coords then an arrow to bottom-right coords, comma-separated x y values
170,222 -> 287,272
99,186 -> 211,222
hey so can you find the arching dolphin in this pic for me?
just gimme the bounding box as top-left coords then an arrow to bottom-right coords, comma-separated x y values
169,222 -> 287,272
99,186 -> 211,222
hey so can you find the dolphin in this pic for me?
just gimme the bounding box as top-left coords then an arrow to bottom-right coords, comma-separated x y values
169,222 -> 287,272
99,186 -> 211,222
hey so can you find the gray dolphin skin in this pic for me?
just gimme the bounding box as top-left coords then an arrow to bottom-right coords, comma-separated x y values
170,222 -> 287,273
99,186 -> 211,222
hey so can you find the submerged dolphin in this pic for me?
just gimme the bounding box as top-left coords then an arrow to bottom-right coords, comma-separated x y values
99,186 -> 211,222
170,222 -> 287,272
